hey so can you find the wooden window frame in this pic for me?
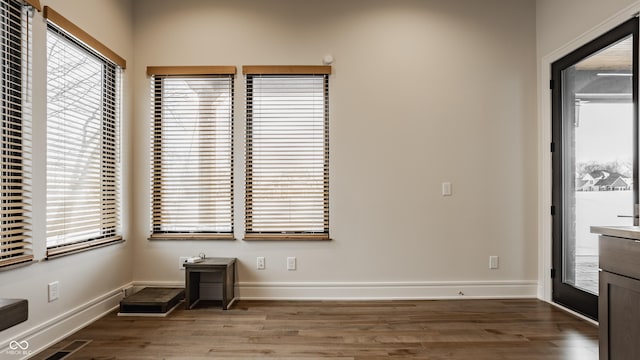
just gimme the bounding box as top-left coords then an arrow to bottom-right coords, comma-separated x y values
43,6 -> 125,69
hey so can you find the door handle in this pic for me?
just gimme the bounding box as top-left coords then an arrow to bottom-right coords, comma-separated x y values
619,205 -> 639,226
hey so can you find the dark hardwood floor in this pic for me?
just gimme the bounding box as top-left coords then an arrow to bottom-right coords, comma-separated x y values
31,299 -> 598,359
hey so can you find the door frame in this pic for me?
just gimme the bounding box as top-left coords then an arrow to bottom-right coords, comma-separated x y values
538,6 -> 640,321
551,16 -> 638,320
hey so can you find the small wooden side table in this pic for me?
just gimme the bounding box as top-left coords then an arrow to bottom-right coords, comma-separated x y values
183,257 -> 236,310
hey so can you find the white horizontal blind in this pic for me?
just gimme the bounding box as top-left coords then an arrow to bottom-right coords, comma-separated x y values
46,23 -> 121,256
245,74 -> 329,239
150,74 -> 234,239
0,0 -> 32,267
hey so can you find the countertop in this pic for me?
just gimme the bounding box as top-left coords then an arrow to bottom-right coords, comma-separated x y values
590,226 -> 640,240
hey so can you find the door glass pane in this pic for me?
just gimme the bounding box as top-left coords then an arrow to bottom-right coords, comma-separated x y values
562,36 -> 634,295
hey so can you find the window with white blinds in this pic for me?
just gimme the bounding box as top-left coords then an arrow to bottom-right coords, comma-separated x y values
244,66 -> 330,240
149,67 -> 235,240
0,0 -> 33,268
46,22 -> 122,256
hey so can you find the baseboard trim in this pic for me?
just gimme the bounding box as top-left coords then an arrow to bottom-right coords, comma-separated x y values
133,280 -> 537,300
0,282 -> 133,359
133,280 -> 538,300
236,280 -> 538,300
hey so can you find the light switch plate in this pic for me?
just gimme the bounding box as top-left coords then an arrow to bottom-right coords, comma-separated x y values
489,256 -> 499,269
442,182 -> 452,196
287,257 -> 296,271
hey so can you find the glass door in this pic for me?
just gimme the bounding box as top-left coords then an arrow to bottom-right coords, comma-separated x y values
551,17 -> 638,320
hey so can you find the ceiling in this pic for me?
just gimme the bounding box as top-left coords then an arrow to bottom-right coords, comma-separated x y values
576,37 -> 632,71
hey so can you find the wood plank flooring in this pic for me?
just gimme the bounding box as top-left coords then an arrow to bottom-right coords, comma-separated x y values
31,299 -> 598,359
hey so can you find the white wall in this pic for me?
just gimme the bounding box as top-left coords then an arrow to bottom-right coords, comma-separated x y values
535,0 -> 640,303
0,0 -> 134,356
131,0 -> 538,298
536,0 -> 638,58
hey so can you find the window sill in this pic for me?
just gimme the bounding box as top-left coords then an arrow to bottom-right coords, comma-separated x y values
0,258 -> 34,272
148,233 -> 236,241
243,234 -> 332,241
46,238 -> 125,259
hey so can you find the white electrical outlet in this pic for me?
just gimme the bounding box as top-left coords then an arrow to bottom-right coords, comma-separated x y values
179,256 -> 190,270
48,281 -> 59,302
287,257 -> 296,271
489,256 -> 499,269
257,256 -> 265,270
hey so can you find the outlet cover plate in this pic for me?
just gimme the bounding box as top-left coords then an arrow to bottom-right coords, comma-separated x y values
489,256 -> 499,269
48,281 -> 59,302
257,256 -> 265,270
287,257 -> 296,271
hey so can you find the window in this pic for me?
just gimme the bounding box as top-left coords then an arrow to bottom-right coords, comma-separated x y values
244,66 -> 331,240
148,66 -> 235,240
0,0 -> 35,268
45,8 -> 124,256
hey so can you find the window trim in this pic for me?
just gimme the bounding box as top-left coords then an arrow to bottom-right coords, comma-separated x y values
148,66 -> 236,241
147,66 -> 236,76
243,65 -> 331,241
43,6 -> 125,69
242,65 -> 331,75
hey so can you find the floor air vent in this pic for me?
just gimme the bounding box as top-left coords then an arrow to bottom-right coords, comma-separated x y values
44,340 -> 91,360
